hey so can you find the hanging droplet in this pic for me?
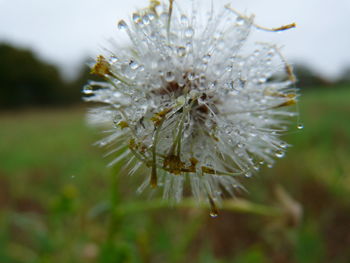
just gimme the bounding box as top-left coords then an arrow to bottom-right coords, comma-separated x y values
297,123 -> 304,130
148,13 -> 155,21
245,172 -> 253,178
165,71 -> 175,82
279,142 -> 288,149
117,20 -> 128,30
83,85 -> 93,95
275,151 -> 285,158
208,195 -> 218,218
184,27 -> 194,38
142,15 -> 150,25
132,13 -> 141,23
253,165 -> 260,171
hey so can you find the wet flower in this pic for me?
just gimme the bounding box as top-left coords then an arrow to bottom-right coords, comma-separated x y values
84,0 -> 297,213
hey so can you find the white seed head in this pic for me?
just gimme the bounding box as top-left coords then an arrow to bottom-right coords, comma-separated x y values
84,1 -> 298,207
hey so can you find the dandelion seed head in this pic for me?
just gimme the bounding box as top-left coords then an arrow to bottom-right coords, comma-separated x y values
84,0 -> 298,206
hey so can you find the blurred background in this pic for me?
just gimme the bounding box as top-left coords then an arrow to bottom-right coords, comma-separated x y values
0,0 -> 350,262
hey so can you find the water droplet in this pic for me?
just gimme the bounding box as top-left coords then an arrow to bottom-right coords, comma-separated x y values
208,82 -> 216,89
71,175 -> 76,179
202,54 -> 211,63
132,13 -> 141,23
177,46 -> 186,57
117,20 -> 127,30
236,17 -> 245,26
180,14 -> 189,24
258,77 -> 266,84
245,172 -> 253,178
142,15 -> 150,25
209,211 -> 218,218
83,85 -> 93,95
237,143 -> 244,148
267,164 -> 273,168
99,141 -> 107,147
165,71 -> 175,82
188,72 -> 196,81
208,195 -> 218,218
275,151 -> 285,158
279,142 -> 288,149
148,13 -> 155,21
184,27 -> 194,38
297,123 -> 304,130
225,65 -> 233,72
129,61 -> 139,70
109,56 -> 118,64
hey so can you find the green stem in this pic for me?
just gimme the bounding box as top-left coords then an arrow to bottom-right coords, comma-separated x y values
107,169 -> 122,241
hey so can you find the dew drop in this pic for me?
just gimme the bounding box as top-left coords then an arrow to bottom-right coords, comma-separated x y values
279,142 -> 288,149
188,72 -> 196,81
132,13 -> 141,23
180,14 -> 189,24
225,65 -> 233,72
184,27 -> 194,38
148,13 -> 155,21
99,141 -> 107,147
177,46 -> 186,57
210,211 -> 218,218
117,20 -> 127,30
129,61 -> 139,70
83,85 -> 93,95
297,123 -> 304,130
142,15 -> 150,25
258,77 -> 266,84
109,56 -> 118,64
245,172 -> 253,178
275,151 -> 285,158
208,195 -> 218,218
202,54 -> 211,63
237,142 -> 244,148
71,175 -> 76,179
165,71 -> 175,82
267,164 -> 274,168
236,17 -> 245,26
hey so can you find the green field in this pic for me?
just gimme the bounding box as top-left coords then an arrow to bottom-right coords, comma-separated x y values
1,87 -> 350,263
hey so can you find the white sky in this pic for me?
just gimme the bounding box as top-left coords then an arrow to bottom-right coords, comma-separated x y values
0,0 -> 349,80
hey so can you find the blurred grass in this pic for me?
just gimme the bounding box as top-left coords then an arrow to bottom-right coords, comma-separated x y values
0,86 -> 350,263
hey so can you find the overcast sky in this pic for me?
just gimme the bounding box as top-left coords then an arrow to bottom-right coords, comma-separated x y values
1,0 -> 349,80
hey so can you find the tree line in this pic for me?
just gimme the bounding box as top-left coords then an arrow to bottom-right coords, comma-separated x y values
0,43 -> 349,109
